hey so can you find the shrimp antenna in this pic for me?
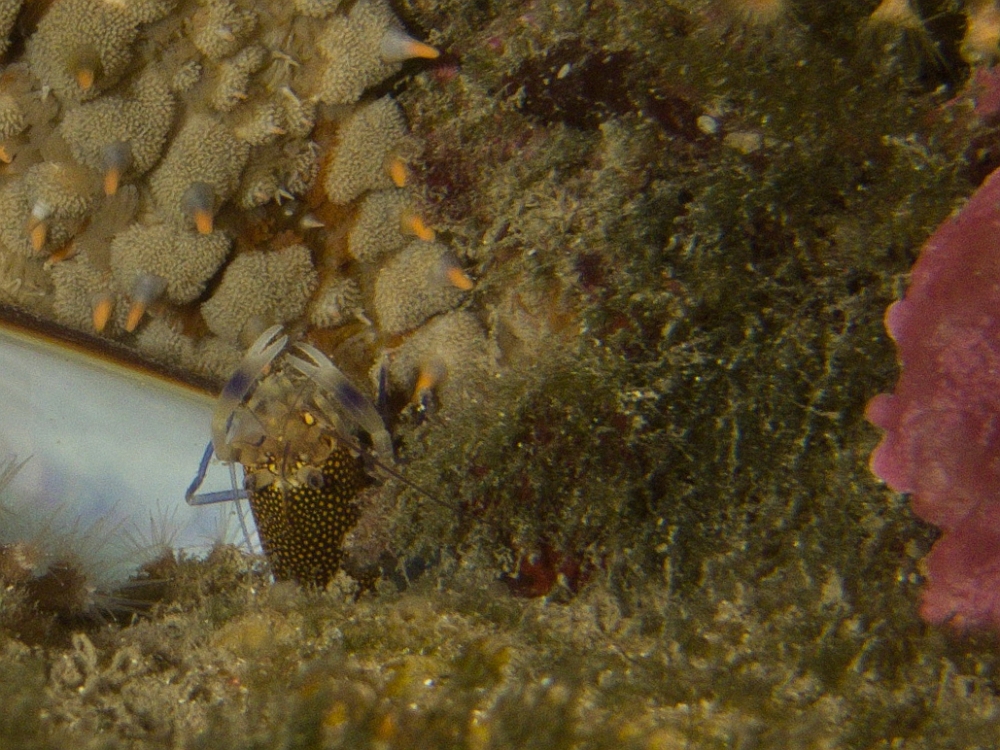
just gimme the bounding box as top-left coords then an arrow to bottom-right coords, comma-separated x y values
335,430 -> 450,510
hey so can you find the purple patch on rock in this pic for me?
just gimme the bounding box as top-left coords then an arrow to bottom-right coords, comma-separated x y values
867,166 -> 1000,630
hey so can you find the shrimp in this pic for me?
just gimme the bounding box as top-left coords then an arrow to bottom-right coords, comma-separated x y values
186,325 -> 397,586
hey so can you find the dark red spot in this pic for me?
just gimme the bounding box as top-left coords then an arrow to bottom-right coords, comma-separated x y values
504,40 -> 637,130
503,544 -> 587,598
644,89 -> 705,144
575,252 -> 607,293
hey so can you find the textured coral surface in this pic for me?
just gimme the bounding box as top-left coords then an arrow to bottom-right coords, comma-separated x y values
9,0 -> 1000,748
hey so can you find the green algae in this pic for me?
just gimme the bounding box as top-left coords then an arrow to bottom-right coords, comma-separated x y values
5,0 -> 1000,747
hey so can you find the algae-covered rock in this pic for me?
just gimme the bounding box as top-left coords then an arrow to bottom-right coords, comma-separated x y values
5,0 -> 1000,748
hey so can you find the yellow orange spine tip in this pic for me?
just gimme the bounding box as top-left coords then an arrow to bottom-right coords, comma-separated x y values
103,167 -> 120,196
75,67 -> 95,91
404,40 -> 440,60
28,221 -> 46,252
125,300 -> 146,332
92,295 -> 113,333
381,28 -> 441,63
446,266 -> 474,291
46,242 -> 77,265
0,145 -> 13,164
194,208 -> 214,235
403,213 -> 435,242
412,369 -> 438,401
387,157 -> 408,188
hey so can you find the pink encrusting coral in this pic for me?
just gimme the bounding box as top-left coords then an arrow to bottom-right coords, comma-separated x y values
867,165 -> 1000,629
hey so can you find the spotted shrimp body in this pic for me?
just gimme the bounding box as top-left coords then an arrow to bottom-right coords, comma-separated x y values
188,325 -> 394,586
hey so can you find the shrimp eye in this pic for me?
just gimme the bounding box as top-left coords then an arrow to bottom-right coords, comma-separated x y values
305,468 -> 325,490
301,410 -> 316,427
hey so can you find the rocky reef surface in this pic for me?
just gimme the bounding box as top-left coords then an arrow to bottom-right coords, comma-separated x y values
6,0 -> 1000,747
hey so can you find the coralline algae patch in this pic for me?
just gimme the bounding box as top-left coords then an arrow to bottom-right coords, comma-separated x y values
867,164 -> 1000,631
0,0 -> 485,410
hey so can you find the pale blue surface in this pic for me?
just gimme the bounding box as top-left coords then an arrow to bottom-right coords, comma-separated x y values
0,327 -> 254,583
